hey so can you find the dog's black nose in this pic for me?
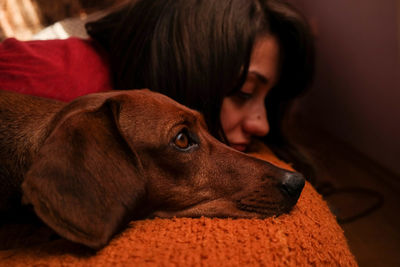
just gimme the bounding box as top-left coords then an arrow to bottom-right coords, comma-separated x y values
280,172 -> 305,200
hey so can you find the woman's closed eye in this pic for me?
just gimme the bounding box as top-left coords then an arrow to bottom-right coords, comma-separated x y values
234,75 -> 258,101
234,81 -> 256,102
235,90 -> 253,100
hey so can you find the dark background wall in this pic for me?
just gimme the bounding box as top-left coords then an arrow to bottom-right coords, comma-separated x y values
291,0 -> 400,175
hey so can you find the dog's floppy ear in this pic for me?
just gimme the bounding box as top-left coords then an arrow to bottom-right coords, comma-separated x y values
22,94 -> 145,249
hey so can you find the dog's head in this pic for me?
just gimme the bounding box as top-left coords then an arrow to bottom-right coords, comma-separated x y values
22,89 -> 304,249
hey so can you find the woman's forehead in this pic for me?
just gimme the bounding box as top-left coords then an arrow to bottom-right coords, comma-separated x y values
248,34 -> 280,87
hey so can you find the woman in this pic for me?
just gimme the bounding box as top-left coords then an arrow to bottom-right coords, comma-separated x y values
86,0 -> 315,174
0,0 -> 314,177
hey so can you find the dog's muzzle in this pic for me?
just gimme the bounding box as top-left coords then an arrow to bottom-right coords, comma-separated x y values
235,172 -> 305,216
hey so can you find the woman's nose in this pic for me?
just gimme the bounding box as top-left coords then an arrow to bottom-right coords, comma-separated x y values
242,109 -> 270,137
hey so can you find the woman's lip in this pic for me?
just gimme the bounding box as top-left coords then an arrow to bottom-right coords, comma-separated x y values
231,144 -> 248,152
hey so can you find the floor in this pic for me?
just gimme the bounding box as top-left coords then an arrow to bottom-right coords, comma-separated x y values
288,119 -> 400,267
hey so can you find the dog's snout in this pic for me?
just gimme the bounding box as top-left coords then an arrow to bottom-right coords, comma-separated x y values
279,172 -> 305,200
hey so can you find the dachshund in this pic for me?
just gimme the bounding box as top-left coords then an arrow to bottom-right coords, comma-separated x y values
0,89 -> 305,249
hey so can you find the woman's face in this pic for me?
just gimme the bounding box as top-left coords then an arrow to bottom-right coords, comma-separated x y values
220,34 -> 280,152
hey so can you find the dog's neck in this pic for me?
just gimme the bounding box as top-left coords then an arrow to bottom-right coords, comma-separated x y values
0,91 -> 63,206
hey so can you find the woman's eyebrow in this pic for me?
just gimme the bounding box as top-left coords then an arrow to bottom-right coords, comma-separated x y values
248,71 -> 269,84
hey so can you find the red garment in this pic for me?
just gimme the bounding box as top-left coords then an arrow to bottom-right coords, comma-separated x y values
0,37 -> 112,102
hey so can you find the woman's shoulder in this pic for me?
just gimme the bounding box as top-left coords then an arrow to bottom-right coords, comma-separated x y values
0,37 -> 112,101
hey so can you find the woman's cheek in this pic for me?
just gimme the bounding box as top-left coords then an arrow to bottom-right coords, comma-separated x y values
220,97 -> 242,134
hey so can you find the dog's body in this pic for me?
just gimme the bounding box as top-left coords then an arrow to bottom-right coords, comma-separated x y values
0,89 -> 304,249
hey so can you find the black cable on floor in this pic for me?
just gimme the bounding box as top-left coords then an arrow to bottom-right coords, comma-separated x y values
316,181 -> 385,224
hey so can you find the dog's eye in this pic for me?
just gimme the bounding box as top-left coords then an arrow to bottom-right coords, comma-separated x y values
172,129 -> 198,151
175,132 -> 189,149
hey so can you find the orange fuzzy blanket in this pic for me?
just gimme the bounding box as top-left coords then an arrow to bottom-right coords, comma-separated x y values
0,146 -> 357,266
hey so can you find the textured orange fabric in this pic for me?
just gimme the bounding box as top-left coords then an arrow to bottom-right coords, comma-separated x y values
0,146 -> 357,266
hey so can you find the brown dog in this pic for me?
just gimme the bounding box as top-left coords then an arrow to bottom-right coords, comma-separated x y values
0,89 -> 304,249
